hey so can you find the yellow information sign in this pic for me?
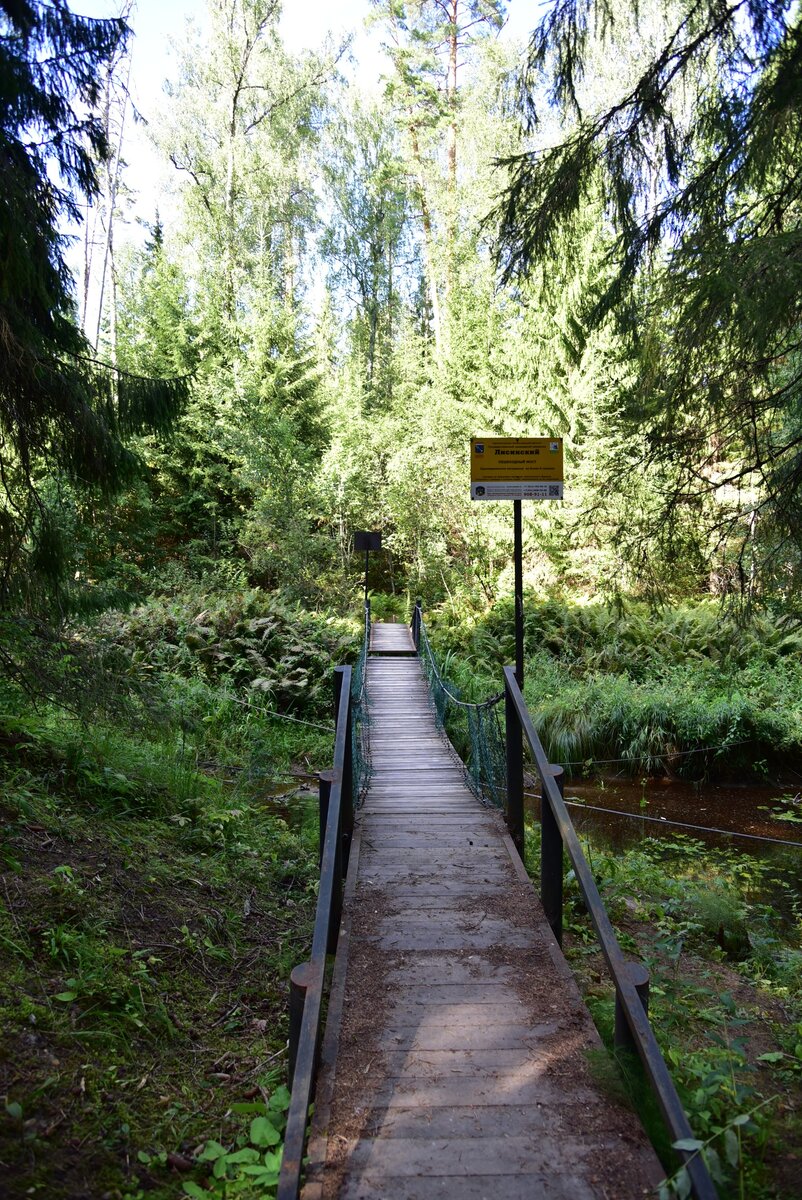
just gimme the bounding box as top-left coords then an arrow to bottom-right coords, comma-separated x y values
470,437 -> 564,500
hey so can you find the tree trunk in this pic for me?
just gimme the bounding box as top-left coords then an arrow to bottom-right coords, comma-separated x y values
447,0 -> 458,194
444,0 -> 458,313
409,123 -> 442,355
94,50 -> 131,350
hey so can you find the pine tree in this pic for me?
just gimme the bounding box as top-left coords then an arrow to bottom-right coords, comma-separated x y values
371,0 -> 506,352
0,0 -> 188,611
496,1 -> 802,603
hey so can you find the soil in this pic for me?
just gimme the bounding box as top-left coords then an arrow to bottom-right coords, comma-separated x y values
0,805 -> 315,1199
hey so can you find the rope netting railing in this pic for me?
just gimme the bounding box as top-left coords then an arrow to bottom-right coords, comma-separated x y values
417,613 -> 507,809
350,600 -> 371,806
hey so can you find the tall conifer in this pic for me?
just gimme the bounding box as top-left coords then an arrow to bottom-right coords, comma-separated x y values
0,1 -> 188,610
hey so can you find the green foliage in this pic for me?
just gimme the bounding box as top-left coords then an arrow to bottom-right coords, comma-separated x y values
554,831 -> 802,1197
0,2 -> 188,615
99,584 -> 358,722
0,600 -> 323,1197
184,1085 -> 290,1196
497,0 -> 802,605
115,221 -> 199,380
429,596 -> 802,778
320,93 -> 412,401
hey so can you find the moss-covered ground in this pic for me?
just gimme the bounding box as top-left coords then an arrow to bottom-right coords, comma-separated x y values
0,700 -> 325,1200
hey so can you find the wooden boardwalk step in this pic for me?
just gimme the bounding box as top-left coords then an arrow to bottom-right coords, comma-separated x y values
369,621 -> 416,656
303,654 -> 663,1200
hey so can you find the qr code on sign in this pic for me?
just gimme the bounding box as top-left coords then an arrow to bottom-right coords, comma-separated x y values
548,485 -> 560,497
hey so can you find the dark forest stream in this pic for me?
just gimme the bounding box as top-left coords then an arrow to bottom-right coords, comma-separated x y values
524,776 -> 802,856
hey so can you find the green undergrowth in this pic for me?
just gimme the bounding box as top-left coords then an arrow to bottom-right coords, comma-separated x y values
524,824 -> 802,1198
427,596 -> 802,780
0,587 -> 341,1198
97,584 -> 360,725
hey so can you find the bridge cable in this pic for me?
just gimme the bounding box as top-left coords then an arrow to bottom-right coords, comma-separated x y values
524,791 -> 802,848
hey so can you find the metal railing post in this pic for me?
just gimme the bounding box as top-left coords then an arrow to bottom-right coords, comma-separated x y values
334,666 -> 354,874
318,770 -> 341,955
504,669 -> 524,857
287,960 -> 314,1088
318,770 -> 334,870
542,764 -> 564,946
615,962 -> 650,1053
412,598 -> 422,650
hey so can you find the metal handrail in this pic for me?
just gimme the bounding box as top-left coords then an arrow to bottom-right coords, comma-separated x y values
503,666 -> 718,1200
277,665 -> 352,1200
350,600 -> 371,808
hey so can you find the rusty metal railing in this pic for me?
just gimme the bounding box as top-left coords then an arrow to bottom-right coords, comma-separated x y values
503,665 -> 718,1200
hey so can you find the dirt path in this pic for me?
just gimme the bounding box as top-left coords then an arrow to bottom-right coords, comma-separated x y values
303,641 -> 664,1199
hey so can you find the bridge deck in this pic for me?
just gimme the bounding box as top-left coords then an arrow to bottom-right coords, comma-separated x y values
369,621 -> 415,655
304,630 -> 661,1199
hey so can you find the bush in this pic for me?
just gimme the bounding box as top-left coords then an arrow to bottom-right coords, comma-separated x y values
425,597 -> 802,780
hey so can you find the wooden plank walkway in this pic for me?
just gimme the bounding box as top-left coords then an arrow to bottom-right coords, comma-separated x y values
369,621 -> 415,655
304,627 -> 662,1200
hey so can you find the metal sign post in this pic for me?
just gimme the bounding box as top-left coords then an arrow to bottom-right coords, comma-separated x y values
513,499 -> 524,687
470,437 -> 564,688
354,531 -> 382,604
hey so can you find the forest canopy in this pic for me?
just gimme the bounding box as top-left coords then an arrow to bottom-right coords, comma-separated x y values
0,0 -> 187,619
2,0 -> 802,634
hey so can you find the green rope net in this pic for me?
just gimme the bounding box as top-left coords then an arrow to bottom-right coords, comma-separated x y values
350,601 -> 371,807
417,618 -> 507,809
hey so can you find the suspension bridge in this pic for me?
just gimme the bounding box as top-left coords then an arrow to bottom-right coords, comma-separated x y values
276,607 -> 720,1200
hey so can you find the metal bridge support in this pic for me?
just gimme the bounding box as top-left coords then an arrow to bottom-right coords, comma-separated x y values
542,765 -> 565,946
504,673 -> 524,856
334,667 -> 354,873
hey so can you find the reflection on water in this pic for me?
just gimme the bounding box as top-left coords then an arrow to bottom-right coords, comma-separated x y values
260,786 -> 319,831
525,775 -> 802,855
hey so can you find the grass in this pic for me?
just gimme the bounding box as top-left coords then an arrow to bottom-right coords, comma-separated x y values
426,595 -> 802,781
523,822 -> 802,1198
0,590 -> 342,1199
0,576 -> 360,1195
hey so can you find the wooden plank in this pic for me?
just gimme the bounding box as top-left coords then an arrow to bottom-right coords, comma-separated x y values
382,954 -> 526,983
369,622 -> 416,655
334,1133 -> 613,1176
375,1022 -> 561,1052
337,1175 -> 597,1200
302,650 -> 664,1200
343,1076 -> 572,1108
378,1003 -> 541,1035
359,1102 -> 557,1138
378,1049 -> 543,1074
370,929 -> 538,951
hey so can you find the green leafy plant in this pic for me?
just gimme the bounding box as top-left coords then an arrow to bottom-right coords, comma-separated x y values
183,1086 -> 291,1197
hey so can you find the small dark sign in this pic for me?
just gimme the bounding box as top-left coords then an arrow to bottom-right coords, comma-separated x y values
354,530 -> 382,552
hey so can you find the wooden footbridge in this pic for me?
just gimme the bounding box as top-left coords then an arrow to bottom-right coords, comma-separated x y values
277,609 -> 719,1200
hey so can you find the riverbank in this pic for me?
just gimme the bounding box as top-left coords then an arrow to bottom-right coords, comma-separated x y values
429,596 -> 802,784
523,814 -> 802,1198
